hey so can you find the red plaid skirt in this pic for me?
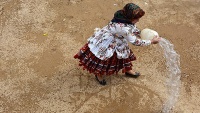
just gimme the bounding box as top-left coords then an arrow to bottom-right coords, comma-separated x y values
74,43 -> 136,76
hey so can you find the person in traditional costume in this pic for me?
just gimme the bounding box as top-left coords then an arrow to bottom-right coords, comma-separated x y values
74,3 -> 161,85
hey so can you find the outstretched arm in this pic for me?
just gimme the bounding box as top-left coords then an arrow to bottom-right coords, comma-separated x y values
123,28 -> 161,46
124,31 -> 151,46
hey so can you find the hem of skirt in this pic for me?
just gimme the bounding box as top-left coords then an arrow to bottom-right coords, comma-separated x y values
74,54 -> 133,76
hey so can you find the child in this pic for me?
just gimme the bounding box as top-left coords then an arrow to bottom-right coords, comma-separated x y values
74,3 -> 161,85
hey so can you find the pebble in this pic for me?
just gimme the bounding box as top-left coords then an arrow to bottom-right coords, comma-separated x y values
43,33 -> 48,36
69,0 -> 82,4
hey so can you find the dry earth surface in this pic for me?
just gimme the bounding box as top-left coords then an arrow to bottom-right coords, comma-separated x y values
0,0 -> 200,113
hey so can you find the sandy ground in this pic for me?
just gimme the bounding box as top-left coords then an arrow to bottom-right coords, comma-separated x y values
0,0 -> 200,113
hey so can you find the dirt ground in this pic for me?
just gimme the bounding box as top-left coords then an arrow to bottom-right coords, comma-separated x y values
0,0 -> 200,113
